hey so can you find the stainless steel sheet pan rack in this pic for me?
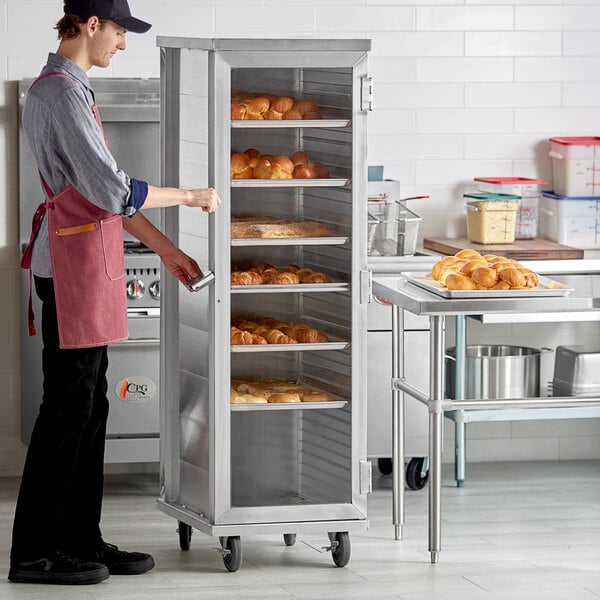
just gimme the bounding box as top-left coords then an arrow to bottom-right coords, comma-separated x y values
157,37 -> 371,572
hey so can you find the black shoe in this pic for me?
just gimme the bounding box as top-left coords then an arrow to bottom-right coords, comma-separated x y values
8,551 -> 109,585
82,541 -> 155,575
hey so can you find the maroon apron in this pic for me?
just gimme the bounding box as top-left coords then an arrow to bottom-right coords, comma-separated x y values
21,72 -> 128,349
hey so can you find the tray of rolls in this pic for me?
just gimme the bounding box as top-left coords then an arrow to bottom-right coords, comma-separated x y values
230,378 -> 346,411
402,249 -> 573,298
231,317 -> 349,352
231,262 -> 348,293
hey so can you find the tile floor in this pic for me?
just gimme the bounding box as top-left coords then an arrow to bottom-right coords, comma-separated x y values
0,460 -> 599,599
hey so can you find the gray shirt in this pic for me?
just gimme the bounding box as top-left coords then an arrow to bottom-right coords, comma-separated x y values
23,53 -> 135,277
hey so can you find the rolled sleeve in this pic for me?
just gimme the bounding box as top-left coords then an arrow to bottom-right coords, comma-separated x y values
124,178 -> 149,216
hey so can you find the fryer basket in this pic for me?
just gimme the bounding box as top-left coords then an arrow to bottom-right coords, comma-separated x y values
368,199 -> 422,256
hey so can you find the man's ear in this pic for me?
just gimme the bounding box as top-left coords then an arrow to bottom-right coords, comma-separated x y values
85,16 -> 101,36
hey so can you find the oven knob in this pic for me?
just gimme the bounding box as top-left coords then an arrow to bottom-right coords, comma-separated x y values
149,280 -> 160,300
126,277 -> 146,300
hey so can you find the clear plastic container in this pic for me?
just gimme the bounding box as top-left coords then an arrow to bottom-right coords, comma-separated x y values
549,137 -> 600,197
474,177 -> 545,240
465,193 -> 519,244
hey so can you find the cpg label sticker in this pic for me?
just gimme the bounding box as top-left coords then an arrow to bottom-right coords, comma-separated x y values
115,377 -> 156,404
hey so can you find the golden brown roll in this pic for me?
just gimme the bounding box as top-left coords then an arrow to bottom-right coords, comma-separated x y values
490,280 -> 511,290
519,269 -> 539,288
293,164 -> 317,179
438,261 -> 468,286
300,391 -> 334,402
271,155 -> 295,174
460,259 -> 487,276
266,392 -> 301,403
265,329 -> 298,345
231,104 -> 247,120
299,271 -> 332,284
286,324 -> 329,343
271,96 -> 295,113
250,333 -> 268,344
294,98 -> 318,115
271,272 -> 300,285
253,158 -> 272,179
455,248 -> 482,260
284,263 -> 300,273
470,266 -> 499,288
230,391 -> 267,404
233,319 -> 258,332
231,152 -> 253,179
431,256 -> 461,281
245,96 -> 270,118
263,109 -> 283,120
230,327 -> 254,345
268,163 -> 294,180
251,261 -> 276,273
259,267 -> 280,284
243,148 -> 261,159
310,162 -> 330,178
231,91 -> 255,106
282,108 -> 303,120
445,273 -> 477,291
291,151 -> 310,166
231,271 -> 263,285
498,267 -> 526,288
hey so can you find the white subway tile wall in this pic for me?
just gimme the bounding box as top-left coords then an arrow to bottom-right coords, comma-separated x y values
1,1 -> 600,476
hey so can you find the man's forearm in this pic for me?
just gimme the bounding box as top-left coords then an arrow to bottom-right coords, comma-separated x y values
122,211 -> 174,256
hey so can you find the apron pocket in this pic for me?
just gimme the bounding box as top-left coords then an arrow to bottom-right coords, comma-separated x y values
100,215 -> 125,281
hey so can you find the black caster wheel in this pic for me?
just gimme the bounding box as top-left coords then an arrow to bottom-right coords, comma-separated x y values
406,457 -> 429,490
329,532 -> 351,567
283,533 -> 297,546
177,521 -> 192,550
377,457 -> 393,475
219,536 -> 242,572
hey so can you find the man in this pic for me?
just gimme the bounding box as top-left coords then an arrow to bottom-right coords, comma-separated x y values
9,0 -> 221,586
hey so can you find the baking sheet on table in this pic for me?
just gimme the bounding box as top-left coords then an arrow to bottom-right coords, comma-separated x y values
401,272 -> 573,298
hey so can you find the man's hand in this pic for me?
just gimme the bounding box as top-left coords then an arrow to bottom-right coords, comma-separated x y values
160,247 -> 202,286
187,188 -> 221,213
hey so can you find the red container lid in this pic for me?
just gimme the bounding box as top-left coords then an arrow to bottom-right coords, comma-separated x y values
474,177 -> 545,184
549,136 -> 600,146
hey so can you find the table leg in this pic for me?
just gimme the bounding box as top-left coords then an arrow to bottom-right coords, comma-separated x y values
429,315 -> 445,564
391,304 -> 405,540
454,315 -> 467,487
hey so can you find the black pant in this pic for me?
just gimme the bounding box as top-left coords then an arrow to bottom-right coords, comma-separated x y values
11,276 -> 109,561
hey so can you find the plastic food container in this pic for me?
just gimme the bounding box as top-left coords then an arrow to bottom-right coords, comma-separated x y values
465,193 -> 519,244
474,177 -> 545,240
539,191 -> 600,248
549,136 -> 600,197
552,345 -> 600,396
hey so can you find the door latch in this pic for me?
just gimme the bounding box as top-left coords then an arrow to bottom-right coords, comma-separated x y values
361,76 -> 374,112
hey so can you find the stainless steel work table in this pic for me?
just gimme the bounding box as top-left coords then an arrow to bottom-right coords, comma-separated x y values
371,273 -> 600,564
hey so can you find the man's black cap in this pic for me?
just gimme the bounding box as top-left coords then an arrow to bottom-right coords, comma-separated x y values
64,0 -> 151,33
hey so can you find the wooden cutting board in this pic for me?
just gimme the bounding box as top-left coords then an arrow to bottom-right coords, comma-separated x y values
423,238 -> 583,260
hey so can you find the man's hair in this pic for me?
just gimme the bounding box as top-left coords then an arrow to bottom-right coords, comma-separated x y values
55,13 -> 106,40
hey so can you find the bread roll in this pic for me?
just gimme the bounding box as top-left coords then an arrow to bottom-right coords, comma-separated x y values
243,148 -> 261,159
250,333 -> 268,344
271,155 -> 295,174
310,162 -> 330,178
254,157 -> 272,179
231,271 -> 263,285
266,392 -> 301,403
230,152 -> 253,179
263,109 -> 283,120
230,327 -> 253,345
230,391 -> 267,404
294,98 -> 318,115
470,266 -> 499,288
291,151 -> 310,166
460,259 -> 487,276
300,391 -> 334,402
498,267 -> 526,288
245,96 -> 270,118
431,256 -> 461,281
445,273 -> 477,291
231,91 -> 255,106
286,324 -> 329,343
265,329 -> 297,344
454,248 -> 482,260
490,280 -> 511,291
231,104 -> 247,120
271,96 -> 295,113
299,270 -> 332,284
293,164 -> 317,179
438,261 -> 468,286
282,108 -> 303,120
271,272 -> 300,285
303,111 -> 323,120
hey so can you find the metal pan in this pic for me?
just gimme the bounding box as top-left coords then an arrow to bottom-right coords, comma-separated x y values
401,271 -> 573,299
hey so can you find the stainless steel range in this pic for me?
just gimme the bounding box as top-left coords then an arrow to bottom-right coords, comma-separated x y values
18,78 -> 162,463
